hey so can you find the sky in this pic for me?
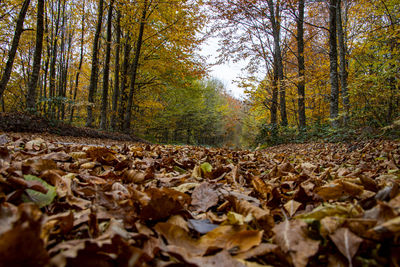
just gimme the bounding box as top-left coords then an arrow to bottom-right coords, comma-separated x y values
199,37 -> 247,99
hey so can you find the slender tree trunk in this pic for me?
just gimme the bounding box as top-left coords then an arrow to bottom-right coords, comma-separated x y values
0,0 -> 31,99
26,0 -> 45,113
297,0 -> 306,129
267,0 -> 287,126
110,10 -> 121,131
57,0 -> 66,120
49,0 -> 62,118
100,0 -> 114,130
86,0 -> 104,127
118,34 -> 131,130
70,6 -> 85,123
123,0 -> 148,132
329,0 -> 339,126
41,7 -> 50,114
337,0 -> 349,123
61,29 -> 72,121
271,69 -> 278,125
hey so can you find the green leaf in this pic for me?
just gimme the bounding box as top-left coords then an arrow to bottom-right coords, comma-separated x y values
295,203 -> 361,222
22,175 -> 57,208
173,165 -> 187,174
200,162 -> 212,174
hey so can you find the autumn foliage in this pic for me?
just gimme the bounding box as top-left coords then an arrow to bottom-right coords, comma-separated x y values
1,133 -> 400,266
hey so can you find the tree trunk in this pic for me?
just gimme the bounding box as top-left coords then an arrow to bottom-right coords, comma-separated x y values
61,29 -> 72,121
41,8 -> 50,114
26,0 -> 45,113
69,5 -> 85,123
271,69 -> 278,125
118,34 -> 131,130
100,0 -> 114,130
337,0 -> 349,123
297,0 -> 306,129
49,0 -> 62,118
329,0 -> 339,126
110,10 -> 121,131
86,0 -> 104,127
0,0 -> 31,99
267,0 -> 287,126
57,0 -> 66,120
123,0 -> 148,132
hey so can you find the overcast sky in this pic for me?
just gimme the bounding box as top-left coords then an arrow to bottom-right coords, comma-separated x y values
199,37 -> 247,99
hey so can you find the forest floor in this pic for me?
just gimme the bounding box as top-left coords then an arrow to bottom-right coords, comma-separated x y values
0,129 -> 399,266
0,112 -> 148,144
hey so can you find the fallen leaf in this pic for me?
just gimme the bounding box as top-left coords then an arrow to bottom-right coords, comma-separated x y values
329,228 -> 363,267
0,203 -> 49,266
140,188 -> 190,221
22,175 -> 57,208
191,182 -> 219,212
273,219 -> 319,267
284,200 -> 302,217
251,176 -> 271,200
188,219 -> 219,234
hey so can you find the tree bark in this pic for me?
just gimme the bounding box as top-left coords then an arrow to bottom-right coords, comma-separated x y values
271,69 -> 278,125
100,0 -> 114,130
69,5 -> 85,123
267,0 -> 287,126
41,8 -> 50,114
57,0 -> 67,120
297,0 -> 306,129
26,0 -> 45,113
118,34 -> 131,130
337,0 -> 349,123
0,0 -> 31,99
123,0 -> 148,132
86,0 -> 104,127
49,0 -> 62,118
60,28 -> 72,121
329,0 -> 339,126
110,10 -> 121,131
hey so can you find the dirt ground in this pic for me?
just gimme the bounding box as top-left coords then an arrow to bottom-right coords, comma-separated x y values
0,112 -> 148,144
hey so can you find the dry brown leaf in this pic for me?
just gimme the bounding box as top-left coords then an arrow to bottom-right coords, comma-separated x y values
191,182 -> 219,212
340,180 -> 364,196
43,151 -> 71,162
80,162 -> 96,169
154,222 -> 204,255
200,225 -> 263,254
234,243 -> 280,260
0,203 -> 49,266
329,228 -> 363,267
316,183 -> 345,200
284,200 -> 302,217
140,188 -> 190,221
155,222 -> 263,256
251,176 -> 272,200
273,219 -> 319,267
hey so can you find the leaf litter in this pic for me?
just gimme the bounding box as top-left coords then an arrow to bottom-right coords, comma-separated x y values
0,133 -> 400,266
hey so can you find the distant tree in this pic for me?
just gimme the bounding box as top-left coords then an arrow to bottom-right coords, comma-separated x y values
27,0 -> 45,113
100,0 -> 115,130
86,0 -> 104,127
110,9 -> 121,131
123,0 -> 149,132
296,0 -> 306,129
329,0 -> 339,126
337,0 -> 349,123
0,0 -> 31,100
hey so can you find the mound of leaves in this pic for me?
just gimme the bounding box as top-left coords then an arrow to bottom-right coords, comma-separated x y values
0,133 -> 400,266
0,112 -> 148,143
